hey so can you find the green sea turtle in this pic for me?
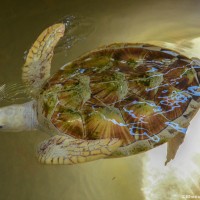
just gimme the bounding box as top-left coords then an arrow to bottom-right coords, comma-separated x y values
1,23 -> 200,165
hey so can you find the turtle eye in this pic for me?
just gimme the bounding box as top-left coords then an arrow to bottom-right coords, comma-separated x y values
0,125 -> 3,129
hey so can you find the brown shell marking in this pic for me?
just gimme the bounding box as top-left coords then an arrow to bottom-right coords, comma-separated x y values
83,106 -> 133,145
155,85 -> 191,120
162,59 -> 199,91
90,71 -> 128,105
51,104 -> 84,138
118,94 -> 168,141
40,43 -> 200,148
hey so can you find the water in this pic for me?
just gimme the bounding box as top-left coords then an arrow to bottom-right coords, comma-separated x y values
1,0 -> 200,200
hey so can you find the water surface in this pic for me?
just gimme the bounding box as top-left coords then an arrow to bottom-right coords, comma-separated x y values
1,0 -> 200,200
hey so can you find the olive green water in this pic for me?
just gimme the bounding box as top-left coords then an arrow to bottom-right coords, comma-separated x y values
1,0 -> 200,200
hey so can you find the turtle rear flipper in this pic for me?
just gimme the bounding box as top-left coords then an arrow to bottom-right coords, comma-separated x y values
165,133 -> 185,165
37,135 -> 122,164
22,23 -> 65,91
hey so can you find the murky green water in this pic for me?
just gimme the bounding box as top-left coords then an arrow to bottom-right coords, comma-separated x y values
1,0 -> 200,200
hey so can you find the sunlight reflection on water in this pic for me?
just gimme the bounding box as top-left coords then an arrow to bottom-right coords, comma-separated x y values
142,38 -> 200,200
1,1 -> 200,200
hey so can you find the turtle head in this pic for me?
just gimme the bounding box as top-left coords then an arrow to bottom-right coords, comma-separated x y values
0,101 -> 38,132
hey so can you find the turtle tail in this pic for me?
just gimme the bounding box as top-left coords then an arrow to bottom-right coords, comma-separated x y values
22,23 -> 65,91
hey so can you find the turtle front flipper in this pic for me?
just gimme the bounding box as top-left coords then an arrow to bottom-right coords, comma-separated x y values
37,135 -> 122,164
22,23 -> 65,91
165,132 -> 185,165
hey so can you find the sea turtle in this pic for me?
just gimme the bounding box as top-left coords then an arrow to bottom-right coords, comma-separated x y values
1,23 -> 200,165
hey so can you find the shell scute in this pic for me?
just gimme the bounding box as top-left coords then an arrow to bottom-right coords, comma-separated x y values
51,104 -> 84,138
57,75 -> 91,110
82,106 -> 133,145
118,94 -> 168,140
90,71 -> 128,105
128,71 -> 164,100
154,85 -> 192,120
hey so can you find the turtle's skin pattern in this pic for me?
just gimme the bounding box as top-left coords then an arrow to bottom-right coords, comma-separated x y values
38,43 -> 200,157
